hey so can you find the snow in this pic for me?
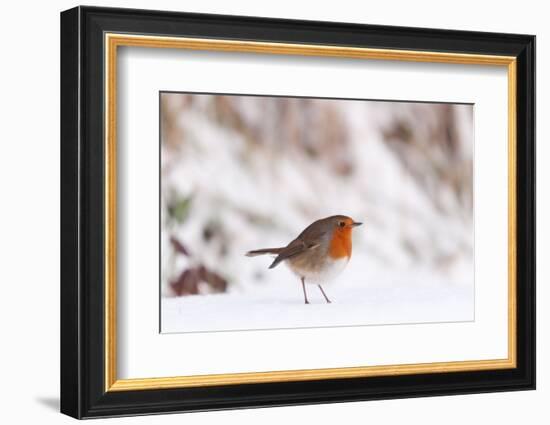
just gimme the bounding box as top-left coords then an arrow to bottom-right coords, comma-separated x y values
162,249 -> 474,333
161,276 -> 474,333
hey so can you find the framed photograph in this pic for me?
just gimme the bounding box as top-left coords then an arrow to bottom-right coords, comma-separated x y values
60,6 -> 535,419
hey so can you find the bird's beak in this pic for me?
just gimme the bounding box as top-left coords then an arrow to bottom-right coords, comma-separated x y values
350,221 -> 363,227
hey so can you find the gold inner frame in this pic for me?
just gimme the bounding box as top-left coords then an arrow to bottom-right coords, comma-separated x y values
104,33 -> 517,392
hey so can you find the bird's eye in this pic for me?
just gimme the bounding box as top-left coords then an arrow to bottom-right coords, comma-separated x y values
338,221 -> 346,227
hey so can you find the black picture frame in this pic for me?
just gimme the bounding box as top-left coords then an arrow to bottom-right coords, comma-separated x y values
60,5 -> 535,419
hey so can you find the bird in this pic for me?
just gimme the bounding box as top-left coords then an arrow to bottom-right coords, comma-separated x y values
246,215 -> 362,304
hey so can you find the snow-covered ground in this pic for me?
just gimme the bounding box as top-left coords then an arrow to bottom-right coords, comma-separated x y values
162,249 -> 474,333
161,278 -> 473,333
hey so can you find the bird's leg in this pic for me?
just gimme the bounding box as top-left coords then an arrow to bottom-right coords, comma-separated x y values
318,284 -> 332,304
301,277 -> 310,304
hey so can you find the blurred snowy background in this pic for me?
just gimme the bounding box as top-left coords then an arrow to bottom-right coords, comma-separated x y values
160,92 -> 474,332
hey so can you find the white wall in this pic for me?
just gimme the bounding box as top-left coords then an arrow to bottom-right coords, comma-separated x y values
0,1 -> 545,424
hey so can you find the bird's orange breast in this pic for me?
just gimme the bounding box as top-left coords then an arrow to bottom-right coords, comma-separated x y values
329,228 -> 352,259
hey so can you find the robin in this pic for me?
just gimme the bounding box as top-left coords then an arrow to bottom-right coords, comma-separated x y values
246,215 -> 362,304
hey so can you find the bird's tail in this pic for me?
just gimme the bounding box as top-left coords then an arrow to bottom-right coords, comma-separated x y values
245,247 -> 284,257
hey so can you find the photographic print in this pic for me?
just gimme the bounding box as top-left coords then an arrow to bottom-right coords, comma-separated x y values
160,92 -> 474,333
61,8 -> 535,417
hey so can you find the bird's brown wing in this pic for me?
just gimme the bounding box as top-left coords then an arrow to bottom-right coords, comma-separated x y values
295,216 -> 334,245
268,237 -> 321,269
268,218 -> 332,269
